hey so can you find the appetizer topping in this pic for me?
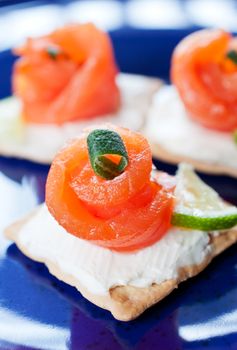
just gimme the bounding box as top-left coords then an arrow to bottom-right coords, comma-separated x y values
172,164 -> 237,230
12,204 -> 210,296
87,129 -> 129,180
145,85 -> 237,171
46,125 -> 174,252
13,23 -> 120,124
172,29 -> 237,132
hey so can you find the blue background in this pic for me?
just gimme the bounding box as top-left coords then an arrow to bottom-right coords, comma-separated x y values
0,1 -> 237,349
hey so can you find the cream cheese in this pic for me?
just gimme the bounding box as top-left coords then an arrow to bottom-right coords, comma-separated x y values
145,85 -> 237,169
11,204 -> 211,295
0,73 -> 160,163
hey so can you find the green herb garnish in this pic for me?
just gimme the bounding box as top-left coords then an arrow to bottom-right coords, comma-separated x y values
87,129 -> 129,180
46,46 -> 61,60
226,50 -> 237,65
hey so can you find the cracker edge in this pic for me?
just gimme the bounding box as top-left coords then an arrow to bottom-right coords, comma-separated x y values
148,141 -> 237,178
4,209 -> 237,321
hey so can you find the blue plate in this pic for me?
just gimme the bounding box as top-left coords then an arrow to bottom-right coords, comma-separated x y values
1,29 -> 237,349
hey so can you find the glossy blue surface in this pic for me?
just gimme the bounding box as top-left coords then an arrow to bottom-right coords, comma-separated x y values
0,24 -> 237,349
0,157 -> 237,349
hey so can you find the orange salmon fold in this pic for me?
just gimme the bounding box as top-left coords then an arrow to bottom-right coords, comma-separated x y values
13,23 -> 120,124
172,29 -> 237,132
46,125 -> 174,252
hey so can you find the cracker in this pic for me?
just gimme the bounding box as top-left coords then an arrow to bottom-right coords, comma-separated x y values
0,74 -> 162,164
149,141 -> 237,178
4,210 -> 237,321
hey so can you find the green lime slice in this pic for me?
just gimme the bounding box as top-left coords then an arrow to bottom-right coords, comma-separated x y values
87,129 -> 129,180
172,212 -> 237,231
0,96 -> 24,143
233,129 -> 237,145
171,163 -> 237,231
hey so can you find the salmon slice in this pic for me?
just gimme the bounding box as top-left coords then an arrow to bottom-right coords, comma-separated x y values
46,125 -> 174,252
13,23 -> 120,124
171,29 -> 237,132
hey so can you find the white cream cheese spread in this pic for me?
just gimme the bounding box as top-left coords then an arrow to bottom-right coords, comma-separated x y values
0,73 -> 160,163
145,85 -> 237,169
12,204 -> 211,295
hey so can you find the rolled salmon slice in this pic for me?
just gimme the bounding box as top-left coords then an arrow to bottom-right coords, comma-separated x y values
171,29 -> 237,132
46,125 -> 174,252
13,23 -> 120,124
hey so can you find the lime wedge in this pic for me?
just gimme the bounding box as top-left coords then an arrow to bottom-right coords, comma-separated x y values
0,96 -> 24,143
171,163 -> 237,231
233,129 -> 237,145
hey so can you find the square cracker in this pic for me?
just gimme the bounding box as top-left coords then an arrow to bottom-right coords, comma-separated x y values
4,210 -> 237,321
